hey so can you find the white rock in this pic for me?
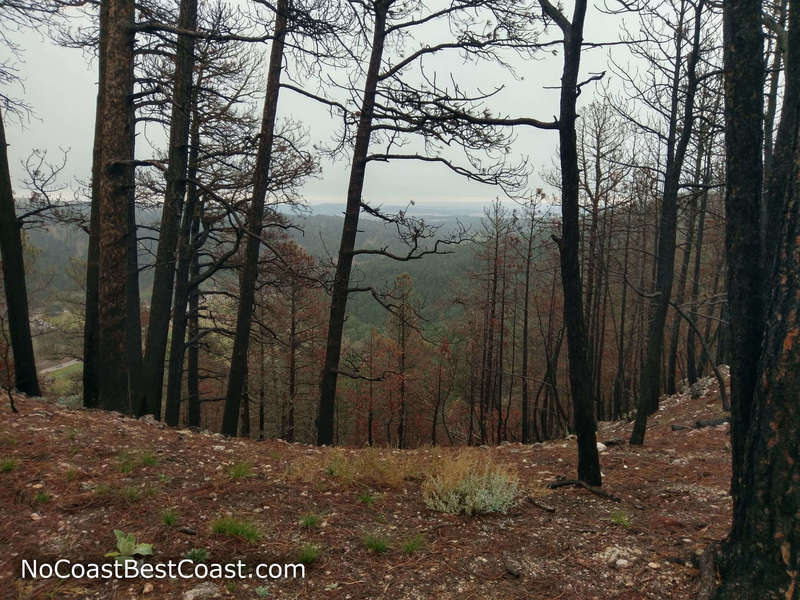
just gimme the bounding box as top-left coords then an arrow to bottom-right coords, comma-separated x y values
596,442 -> 608,453
647,562 -> 660,569
615,559 -> 631,569
182,583 -> 221,600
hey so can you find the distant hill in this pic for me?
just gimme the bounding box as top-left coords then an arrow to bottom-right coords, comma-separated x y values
22,205 -> 483,334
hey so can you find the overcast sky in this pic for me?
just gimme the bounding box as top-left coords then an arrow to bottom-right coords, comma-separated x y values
5,2 -> 628,208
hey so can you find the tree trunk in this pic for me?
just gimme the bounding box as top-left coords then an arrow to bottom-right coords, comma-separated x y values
687,151 -> 710,384
0,108 -> 40,396
221,0 -> 289,436
667,159 -> 700,395
141,0 -> 198,418
185,171 -> 202,427
97,0 -> 136,413
83,0 -> 108,408
631,0 -> 704,445
716,0 -> 800,582
545,0 -> 602,484
521,210 -> 534,442
317,1 -> 389,445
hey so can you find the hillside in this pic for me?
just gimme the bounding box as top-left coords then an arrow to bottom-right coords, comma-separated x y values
1,376 -> 731,600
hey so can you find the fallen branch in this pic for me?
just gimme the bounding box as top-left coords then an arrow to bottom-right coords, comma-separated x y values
548,479 -> 622,502
670,417 -> 729,432
527,496 -> 556,513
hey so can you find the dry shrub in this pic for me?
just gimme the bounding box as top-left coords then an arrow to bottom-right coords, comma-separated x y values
284,454 -> 324,484
353,447 -> 433,488
285,447 -> 436,489
421,449 -> 519,515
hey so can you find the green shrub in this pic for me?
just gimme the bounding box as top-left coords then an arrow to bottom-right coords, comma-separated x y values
402,533 -> 425,554
363,533 -> 389,553
421,451 -> 518,515
297,543 -> 320,565
162,508 -> 178,526
1,458 -> 18,472
118,485 -> 155,503
184,547 -> 209,562
299,513 -> 320,529
118,450 -> 158,473
211,516 -> 261,544
255,585 -> 270,598
610,510 -> 632,529
228,461 -> 253,480
357,490 -> 376,505
33,491 -> 51,504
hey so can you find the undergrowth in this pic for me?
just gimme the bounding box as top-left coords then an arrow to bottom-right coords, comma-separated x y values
421,450 -> 518,515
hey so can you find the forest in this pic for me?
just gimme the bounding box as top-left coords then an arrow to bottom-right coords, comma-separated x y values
0,0 -> 798,598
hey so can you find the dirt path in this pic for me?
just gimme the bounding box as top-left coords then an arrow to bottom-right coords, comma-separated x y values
39,359 -> 80,375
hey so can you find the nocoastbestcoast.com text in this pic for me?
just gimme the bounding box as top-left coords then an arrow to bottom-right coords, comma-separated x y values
20,559 -> 305,580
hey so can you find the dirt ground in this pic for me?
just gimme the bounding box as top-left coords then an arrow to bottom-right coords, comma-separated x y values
0,375 -> 732,600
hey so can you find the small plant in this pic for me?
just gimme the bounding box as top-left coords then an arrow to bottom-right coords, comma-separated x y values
139,452 -> 158,467
184,547 -> 209,562
228,461 -> 253,480
162,508 -> 178,526
118,450 -> 158,473
33,491 -> 51,504
224,581 -> 238,594
1,458 -> 18,472
421,451 -> 518,515
297,543 -> 320,565
64,468 -> 79,483
363,533 -> 390,554
104,530 -> 153,563
402,533 -> 425,554
299,513 -> 320,529
358,490 -> 376,505
118,485 -> 155,503
324,451 -> 353,481
255,585 -> 270,598
158,473 -> 172,484
211,516 -> 262,544
610,510 -> 632,529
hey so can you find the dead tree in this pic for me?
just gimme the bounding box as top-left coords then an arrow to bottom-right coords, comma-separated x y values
311,0 -> 543,445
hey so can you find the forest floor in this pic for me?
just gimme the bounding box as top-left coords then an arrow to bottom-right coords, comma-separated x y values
0,374 -> 731,600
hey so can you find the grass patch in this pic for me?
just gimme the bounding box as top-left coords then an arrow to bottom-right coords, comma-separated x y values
299,513 -> 320,529
118,450 -> 158,473
118,485 -> 155,503
421,449 -> 518,515
1,458 -> 18,472
363,533 -> 390,553
211,516 -> 261,544
64,468 -> 79,483
358,490 -> 376,505
296,543 -> 320,565
162,508 -> 179,526
255,585 -> 270,598
402,533 -> 425,554
325,451 -> 355,481
610,510 -> 632,529
184,547 -> 209,562
94,484 -> 155,504
228,461 -> 254,480
48,362 -> 83,397
288,447 -> 434,490
33,491 -> 51,504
